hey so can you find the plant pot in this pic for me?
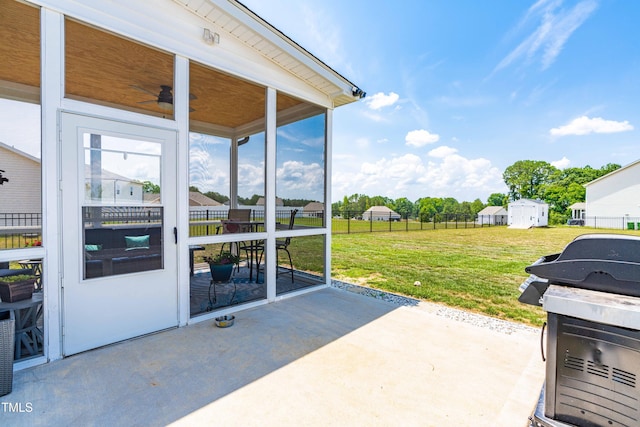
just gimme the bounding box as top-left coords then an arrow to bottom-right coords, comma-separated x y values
209,263 -> 234,282
0,278 -> 36,302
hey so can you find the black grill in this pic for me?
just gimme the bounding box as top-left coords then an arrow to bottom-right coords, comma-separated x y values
519,234 -> 640,427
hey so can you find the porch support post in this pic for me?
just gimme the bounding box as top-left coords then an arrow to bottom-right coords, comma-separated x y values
175,55 -> 190,326
230,137 -> 239,209
324,109 -> 333,286
264,87 -> 277,301
41,7 -> 64,363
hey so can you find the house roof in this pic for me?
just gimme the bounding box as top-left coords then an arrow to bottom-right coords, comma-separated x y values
364,206 -> 400,216
173,0 -> 364,107
584,158 -> 640,187
189,191 -> 222,206
477,206 -> 507,215
569,202 -> 586,210
0,141 -> 40,164
304,202 -> 324,211
256,197 -> 283,206
509,198 -> 547,205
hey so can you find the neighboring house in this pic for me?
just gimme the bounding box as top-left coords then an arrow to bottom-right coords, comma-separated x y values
0,141 -> 41,218
508,199 -> 548,228
188,191 -> 221,207
568,202 -> 586,220
584,159 -> 640,229
476,206 -> 507,225
303,202 -> 324,218
256,197 -> 283,206
362,206 -> 401,221
84,165 -> 143,203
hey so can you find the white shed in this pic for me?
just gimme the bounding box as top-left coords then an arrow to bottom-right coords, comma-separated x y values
476,206 -> 507,225
585,159 -> 640,229
362,206 -> 401,221
508,199 -> 548,228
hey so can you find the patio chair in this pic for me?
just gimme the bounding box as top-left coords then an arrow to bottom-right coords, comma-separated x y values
219,209 -> 252,271
275,209 -> 298,282
249,209 -> 298,283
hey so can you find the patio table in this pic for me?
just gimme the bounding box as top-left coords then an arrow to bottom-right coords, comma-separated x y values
0,293 -> 43,360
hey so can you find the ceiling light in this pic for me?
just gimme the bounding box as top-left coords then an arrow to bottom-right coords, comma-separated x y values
203,28 -> 220,45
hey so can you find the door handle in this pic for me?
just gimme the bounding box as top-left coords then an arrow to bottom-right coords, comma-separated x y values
173,227 -> 177,244
540,322 -> 546,362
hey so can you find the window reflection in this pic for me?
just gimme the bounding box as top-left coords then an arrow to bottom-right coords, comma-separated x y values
0,99 -> 42,250
83,134 -> 161,205
276,99 -> 326,228
188,133 -> 230,237
81,134 -> 164,279
275,234 -> 325,295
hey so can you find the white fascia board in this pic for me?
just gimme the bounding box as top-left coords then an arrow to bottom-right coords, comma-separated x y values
211,0 -> 357,97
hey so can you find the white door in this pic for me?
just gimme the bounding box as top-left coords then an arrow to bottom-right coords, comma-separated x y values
60,113 -> 178,355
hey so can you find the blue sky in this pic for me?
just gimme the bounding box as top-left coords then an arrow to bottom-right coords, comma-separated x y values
241,0 -> 640,203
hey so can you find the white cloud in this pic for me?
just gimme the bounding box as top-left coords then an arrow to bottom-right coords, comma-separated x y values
550,116 -> 633,136
405,129 -> 440,147
365,92 -> 400,110
418,155 -> 505,197
494,0 -> 597,73
428,145 -> 458,158
551,156 -> 571,169
277,160 -> 324,200
331,151 -> 507,203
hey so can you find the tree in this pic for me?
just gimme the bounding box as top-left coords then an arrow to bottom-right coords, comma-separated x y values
503,160 -> 558,201
204,191 -> 229,204
143,181 -> 160,194
394,197 -> 414,219
470,199 -> 485,215
415,197 -> 443,222
441,197 -> 459,214
487,193 -> 507,207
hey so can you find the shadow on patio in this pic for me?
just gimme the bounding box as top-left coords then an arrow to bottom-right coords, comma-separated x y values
4,287 -> 544,426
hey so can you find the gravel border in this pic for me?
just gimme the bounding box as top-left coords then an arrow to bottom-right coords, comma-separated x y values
330,279 -> 539,335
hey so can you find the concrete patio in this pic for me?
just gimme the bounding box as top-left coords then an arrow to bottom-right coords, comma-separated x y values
2,287 -> 545,426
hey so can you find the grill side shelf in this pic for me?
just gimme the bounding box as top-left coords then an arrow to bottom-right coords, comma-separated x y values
526,260 -> 640,297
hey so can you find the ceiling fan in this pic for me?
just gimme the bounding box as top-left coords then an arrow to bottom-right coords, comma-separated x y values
131,85 -> 196,111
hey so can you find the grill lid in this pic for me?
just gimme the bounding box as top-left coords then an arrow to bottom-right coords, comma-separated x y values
523,234 -> 640,300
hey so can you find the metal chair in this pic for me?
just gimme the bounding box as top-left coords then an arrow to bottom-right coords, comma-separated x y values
274,209 -> 298,282
219,209 -> 252,272
251,209 -> 298,283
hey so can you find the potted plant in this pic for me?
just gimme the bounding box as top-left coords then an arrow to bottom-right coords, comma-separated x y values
0,274 -> 36,302
203,251 -> 241,282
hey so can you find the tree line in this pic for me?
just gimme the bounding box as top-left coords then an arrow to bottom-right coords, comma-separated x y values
331,161 -> 620,224
187,160 -> 620,225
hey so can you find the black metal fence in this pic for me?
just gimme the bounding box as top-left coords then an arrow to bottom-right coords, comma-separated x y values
581,216 -> 640,230
4,211 -> 640,249
0,213 -> 42,249
331,212 -> 497,234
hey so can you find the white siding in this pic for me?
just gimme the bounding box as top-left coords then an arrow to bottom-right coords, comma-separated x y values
586,162 -> 640,217
0,146 -> 41,215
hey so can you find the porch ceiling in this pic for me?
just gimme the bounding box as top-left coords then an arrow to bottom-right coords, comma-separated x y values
0,0 -> 312,135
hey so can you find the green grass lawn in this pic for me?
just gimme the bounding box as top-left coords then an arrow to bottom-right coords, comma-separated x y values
331,226 -> 640,327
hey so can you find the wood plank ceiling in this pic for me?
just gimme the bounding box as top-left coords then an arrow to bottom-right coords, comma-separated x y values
0,0 -> 307,134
